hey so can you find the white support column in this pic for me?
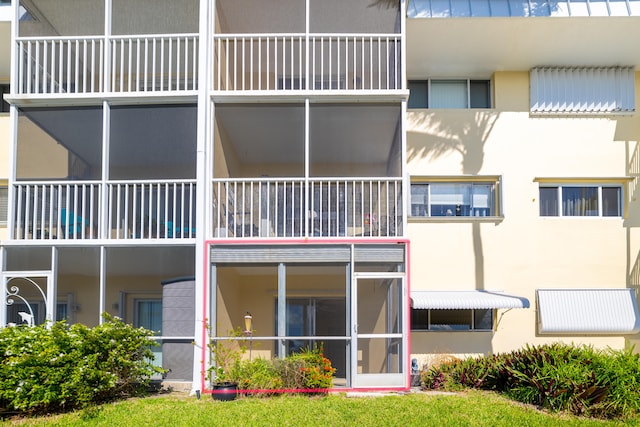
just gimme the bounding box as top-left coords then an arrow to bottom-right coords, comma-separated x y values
0,247 -> 6,327
45,247 -> 58,324
304,98 -> 309,236
101,101 -> 110,239
305,0 -> 309,88
277,262 -> 286,358
104,0 -> 112,93
344,261 -> 351,387
192,0 -> 213,394
7,104 -> 17,240
7,1 -> 19,240
99,246 -> 106,324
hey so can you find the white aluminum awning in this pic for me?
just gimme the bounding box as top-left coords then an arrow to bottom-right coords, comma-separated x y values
537,289 -> 640,334
411,290 -> 530,310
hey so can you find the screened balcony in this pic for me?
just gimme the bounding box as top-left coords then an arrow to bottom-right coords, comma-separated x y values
12,104 -> 197,242
212,102 -> 404,239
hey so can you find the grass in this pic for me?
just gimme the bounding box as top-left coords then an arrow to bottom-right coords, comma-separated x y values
3,390 -> 639,427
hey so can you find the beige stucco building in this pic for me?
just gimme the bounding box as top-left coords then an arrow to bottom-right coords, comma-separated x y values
1,0 -> 640,393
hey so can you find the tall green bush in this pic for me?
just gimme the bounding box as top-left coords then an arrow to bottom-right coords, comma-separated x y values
0,314 -> 163,414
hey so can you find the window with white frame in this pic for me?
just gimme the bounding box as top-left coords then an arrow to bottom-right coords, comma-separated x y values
539,184 -> 622,217
410,179 -> 499,217
408,79 -> 491,109
411,309 -> 493,331
0,185 -> 7,226
530,67 -> 635,114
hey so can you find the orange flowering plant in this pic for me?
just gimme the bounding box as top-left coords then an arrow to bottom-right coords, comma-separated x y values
289,344 -> 336,390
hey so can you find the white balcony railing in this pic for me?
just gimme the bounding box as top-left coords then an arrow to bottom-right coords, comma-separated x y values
16,34 -> 199,95
13,181 -> 101,240
12,180 -> 196,240
212,177 -> 403,238
108,180 -> 197,239
213,33 -> 402,92
15,32 -> 401,96
110,35 -> 199,93
17,37 -> 105,95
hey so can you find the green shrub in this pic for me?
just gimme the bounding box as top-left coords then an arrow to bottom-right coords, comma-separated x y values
229,358 -> 283,395
224,345 -> 336,395
422,343 -> 640,420
0,314 -> 163,414
280,345 -> 336,390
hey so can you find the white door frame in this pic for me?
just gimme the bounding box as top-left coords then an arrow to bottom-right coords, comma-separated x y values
351,272 -> 406,388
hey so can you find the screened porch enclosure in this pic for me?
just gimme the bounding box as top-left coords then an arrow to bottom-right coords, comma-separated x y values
209,243 -> 408,388
1,245 -> 196,381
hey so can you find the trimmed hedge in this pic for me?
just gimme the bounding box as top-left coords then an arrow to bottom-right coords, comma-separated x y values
0,314 -> 163,415
422,343 -> 640,419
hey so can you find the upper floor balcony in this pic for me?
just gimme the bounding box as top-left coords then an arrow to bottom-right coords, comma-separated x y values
213,0 -> 402,95
15,34 -> 199,97
11,0 -> 404,99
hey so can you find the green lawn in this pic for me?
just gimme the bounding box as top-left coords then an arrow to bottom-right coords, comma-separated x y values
4,390 -> 639,427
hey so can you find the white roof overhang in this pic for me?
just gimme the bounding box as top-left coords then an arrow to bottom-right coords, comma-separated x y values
411,290 -> 530,310
537,289 -> 640,335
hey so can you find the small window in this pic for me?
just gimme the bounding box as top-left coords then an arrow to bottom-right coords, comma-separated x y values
411,309 -> 493,331
0,85 -> 9,113
0,186 -> 7,226
135,299 -> 162,335
410,179 -> 499,217
539,185 -> 622,217
408,79 -> 491,109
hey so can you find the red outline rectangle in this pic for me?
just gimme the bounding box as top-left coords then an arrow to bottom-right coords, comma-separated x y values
201,237 -> 411,394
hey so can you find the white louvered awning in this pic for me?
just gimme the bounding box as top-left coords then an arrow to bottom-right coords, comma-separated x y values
537,289 -> 640,334
411,290 -> 530,310
530,67 -> 635,114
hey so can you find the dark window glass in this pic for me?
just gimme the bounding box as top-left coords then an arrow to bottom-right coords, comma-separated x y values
408,80 -> 428,109
410,309 -> 429,330
0,85 -> 9,113
430,309 -> 471,331
474,309 -> 493,330
470,80 -> 491,108
602,187 -> 621,217
539,187 -> 558,216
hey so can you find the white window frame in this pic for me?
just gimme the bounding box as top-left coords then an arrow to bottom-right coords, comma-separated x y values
0,184 -> 7,226
410,308 -> 494,332
538,183 -> 624,217
408,79 -> 492,109
410,177 -> 501,218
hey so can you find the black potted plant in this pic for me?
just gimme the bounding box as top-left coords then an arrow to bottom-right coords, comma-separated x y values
207,327 -> 246,401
